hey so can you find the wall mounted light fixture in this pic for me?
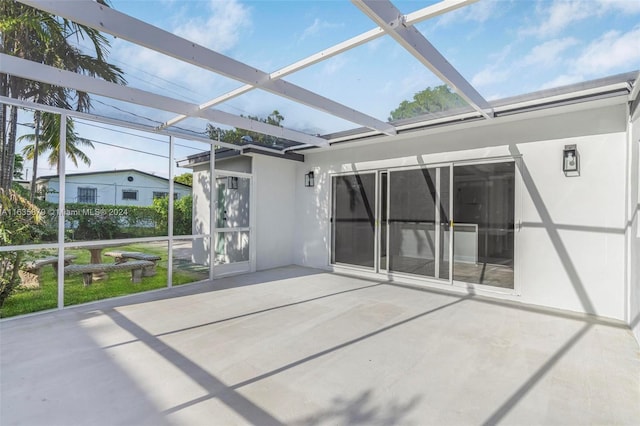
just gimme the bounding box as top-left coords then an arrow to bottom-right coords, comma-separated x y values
228,176 -> 238,189
563,144 -> 579,177
305,171 -> 314,187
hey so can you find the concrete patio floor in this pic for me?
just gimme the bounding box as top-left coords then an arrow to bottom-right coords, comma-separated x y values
1,266 -> 639,426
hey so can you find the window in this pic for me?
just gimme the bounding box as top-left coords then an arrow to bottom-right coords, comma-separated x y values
153,191 -> 168,199
122,190 -> 138,201
153,191 -> 178,200
77,187 -> 97,204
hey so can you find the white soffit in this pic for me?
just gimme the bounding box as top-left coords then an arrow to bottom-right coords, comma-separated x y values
352,0 -> 494,119
0,54 -> 329,147
19,0 -> 396,137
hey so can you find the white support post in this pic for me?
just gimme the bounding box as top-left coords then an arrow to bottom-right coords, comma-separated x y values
435,167 -> 441,279
167,136 -> 175,287
57,113 -> 67,309
209,140 -> 216,281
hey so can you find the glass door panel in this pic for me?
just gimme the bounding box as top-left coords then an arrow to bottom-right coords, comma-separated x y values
388,167 -> 449,279
452,162 -> 515,288
438,167 -> 450,280
215,173 -> 251,276
379,172 -> 388,271
331,173 -> 376,268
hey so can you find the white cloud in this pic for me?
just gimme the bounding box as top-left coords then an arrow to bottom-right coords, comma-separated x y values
522,37 -> 579,66
540,73 -> 585,89
435,0 -> 503,27
538,26 -> 640,89
598,0 -> 640,13
525,0 -> 640,37
109,0 -> 254,105
321,55 -> 348,76
470,44 -> 514,88
471,66 -> 512,88
574,27 -> 640,74
300,18 -> 342,41
531,1 -> 592,36
173,0 -> 252,52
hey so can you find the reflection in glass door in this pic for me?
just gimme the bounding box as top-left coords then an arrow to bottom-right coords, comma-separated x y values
331,173 -> 376,269
452,162 -> 515,288
330,162 -> 515,289
387,167 -> 450,279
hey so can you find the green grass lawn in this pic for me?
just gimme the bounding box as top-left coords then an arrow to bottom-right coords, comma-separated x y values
0,243 -> 209,318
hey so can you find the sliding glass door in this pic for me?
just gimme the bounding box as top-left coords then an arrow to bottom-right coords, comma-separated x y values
331,173 -> 376,269
330,161 -> 515,290
452,162 -> 515,288
387,166 -> 450,280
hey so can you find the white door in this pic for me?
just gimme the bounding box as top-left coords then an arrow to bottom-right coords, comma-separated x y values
214,172 -> 253,277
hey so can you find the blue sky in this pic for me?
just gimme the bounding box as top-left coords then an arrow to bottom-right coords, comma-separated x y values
15,0 -> 640,179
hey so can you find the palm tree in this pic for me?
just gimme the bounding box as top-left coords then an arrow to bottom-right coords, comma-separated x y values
19,113 -> 94,175
0,0 -> 125,190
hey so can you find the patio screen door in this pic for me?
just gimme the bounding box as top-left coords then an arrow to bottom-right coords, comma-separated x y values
214,172 -> 252,277
330,173 -> 376,269
330,167 -> 450,279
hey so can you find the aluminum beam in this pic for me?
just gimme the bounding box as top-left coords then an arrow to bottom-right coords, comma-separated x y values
0,54 -> 329,147
352,0 -> 493,119
19,0 -> 395,136
0,96 -> 243,152
162,0 -> 478,129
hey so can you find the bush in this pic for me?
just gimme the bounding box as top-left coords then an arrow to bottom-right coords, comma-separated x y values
0,188 -> 44,307
152,195 -> 192,235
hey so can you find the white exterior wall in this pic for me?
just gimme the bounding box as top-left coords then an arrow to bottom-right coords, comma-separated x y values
252,155 -> 297,271
43,170 -> 190,206
294,102 -> 630,320
629,111 -> 640,342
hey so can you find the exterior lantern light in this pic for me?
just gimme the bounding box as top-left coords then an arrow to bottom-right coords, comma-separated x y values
305,171 -> 315,187
228,176 -> 238,189
562,144 -> 579,176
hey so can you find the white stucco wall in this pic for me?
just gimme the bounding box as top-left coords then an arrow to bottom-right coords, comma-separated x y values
42,170 -> 191,207
294,102 -> 631,321
629,111 -> 640,343
251,154 -> 297,271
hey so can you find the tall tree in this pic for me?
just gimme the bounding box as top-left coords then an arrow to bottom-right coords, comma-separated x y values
0,0 -> 125,190
12,153 -> 23,179
19,113 -> 94,175
388,85 -> 466,121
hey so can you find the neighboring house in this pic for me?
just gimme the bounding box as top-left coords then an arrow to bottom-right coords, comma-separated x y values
36,169 -> 191,207
13,180 -> 30,191
179,72 -> 640,343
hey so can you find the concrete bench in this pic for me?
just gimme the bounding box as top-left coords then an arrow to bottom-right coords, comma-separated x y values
104,251 -> 161,277
64,260 -> 154,287
19,255 -> 77,288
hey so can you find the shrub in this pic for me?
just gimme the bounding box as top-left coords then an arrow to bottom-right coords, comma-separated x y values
152,194 -> 192,235
0,188 -> 44,307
